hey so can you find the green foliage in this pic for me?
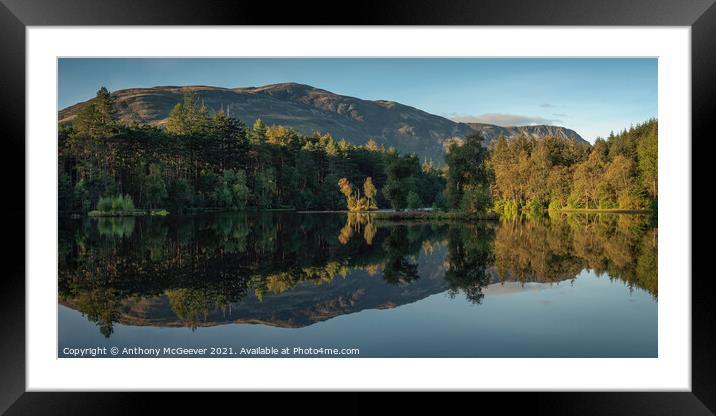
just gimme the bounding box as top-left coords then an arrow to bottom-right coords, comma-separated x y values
432,192 -> 449,211
548,200 -> 562,211
523,198 -> 546,218
382,178 -> 407,210
487,120 -> 657,215
444,224 -> 494,304
249,118 -> 267,144
166,93 -> 210,136
59,87 -> 656,219
114,194 -> 134,211
406,190 -> 423,209
444,133 -> 490,209
254,168 -> 276,209
637,122 -> 658,198
635,230 -> 658,296
217,169 -> 250,210
382,227 -> 419,285
383,152 -> 421,210
74,179 -> 91,212
143,163 -> 167,209
495,199 -> 520,220
96,195 -> 112,212
60,87 -> 439,214
97,194 -> 135,213
504,199 -> 519,219
96,217 -> 136,238
460,185 -> 492,214
73,87 -> 117,139
167,178 -> 193,215
59,173 -> 75,211
381,153 -> 429,210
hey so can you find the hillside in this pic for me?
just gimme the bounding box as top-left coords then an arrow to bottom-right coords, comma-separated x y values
59,83 -> 586,161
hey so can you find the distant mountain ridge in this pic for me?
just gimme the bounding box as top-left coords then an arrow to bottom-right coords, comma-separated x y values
464,122 -> 584,143
58,83 -> 587,161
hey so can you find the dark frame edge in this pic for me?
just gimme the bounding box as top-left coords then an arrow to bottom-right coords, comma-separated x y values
691,1 -> 716,414
1,0 -> 715,414
0,1 -> 25,415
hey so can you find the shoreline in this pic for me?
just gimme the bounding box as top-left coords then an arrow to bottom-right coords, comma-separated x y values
552,208 -> 652,214
62,207 -> 655,219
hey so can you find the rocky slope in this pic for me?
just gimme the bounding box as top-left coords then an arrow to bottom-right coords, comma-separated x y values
464,122 -> 584,143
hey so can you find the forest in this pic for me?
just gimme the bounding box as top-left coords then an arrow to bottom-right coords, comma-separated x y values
58,87 -> 658,217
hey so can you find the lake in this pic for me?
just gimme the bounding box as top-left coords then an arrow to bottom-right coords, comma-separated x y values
58,212 -> 657,357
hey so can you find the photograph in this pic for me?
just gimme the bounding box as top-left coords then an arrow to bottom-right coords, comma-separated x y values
56,57 -> 658,358
2,1 -> 709,407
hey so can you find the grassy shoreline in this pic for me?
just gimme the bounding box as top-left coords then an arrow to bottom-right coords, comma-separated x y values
87,209 -> 169,217
372,210 -> 499,221
68,207 -> 653,219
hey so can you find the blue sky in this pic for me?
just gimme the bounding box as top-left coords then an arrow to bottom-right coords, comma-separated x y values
59,58 -> 657,143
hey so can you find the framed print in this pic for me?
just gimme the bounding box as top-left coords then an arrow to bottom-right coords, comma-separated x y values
1,0 -> 714,413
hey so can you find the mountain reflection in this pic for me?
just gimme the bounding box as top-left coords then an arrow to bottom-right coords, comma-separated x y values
58,212 -> 657,337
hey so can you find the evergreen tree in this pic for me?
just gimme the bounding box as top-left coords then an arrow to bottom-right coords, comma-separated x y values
73,87 -> 118,139
249,118 -> 267,144
166,93 -> 210,136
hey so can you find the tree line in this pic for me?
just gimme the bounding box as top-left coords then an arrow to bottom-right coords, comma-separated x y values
59,87 -> 657,216
59,88 -> 445,214
487,120 -> 658,216
439,119 -> 657,218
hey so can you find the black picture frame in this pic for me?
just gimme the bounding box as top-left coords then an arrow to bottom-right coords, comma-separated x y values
1,0 -> 714,413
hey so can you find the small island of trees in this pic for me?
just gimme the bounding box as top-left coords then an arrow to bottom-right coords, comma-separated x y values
58,87 -> 657,219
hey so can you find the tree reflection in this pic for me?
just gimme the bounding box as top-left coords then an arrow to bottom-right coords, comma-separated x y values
494,213 -> 658,297
382,226 -> 419,285
338,213 -> 376,245
96,217 -> 135,239
444,224 -> 494,304
58,212 -> 657,336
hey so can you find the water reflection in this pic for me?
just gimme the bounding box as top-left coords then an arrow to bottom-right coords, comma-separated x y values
58,212 -> 656,338
339,213 -> 377,245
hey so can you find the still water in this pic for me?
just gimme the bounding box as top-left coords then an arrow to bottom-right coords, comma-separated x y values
58,212 -> 657,357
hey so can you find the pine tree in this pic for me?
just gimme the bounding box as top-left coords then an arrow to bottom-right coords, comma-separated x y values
73,87 -> 118,138
249,118 -> 267,144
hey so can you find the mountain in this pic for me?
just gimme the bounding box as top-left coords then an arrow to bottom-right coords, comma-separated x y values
60,265 -> 574,331
61,267 -> 450,329
463,122 -> 584,143
58,83 -> 586,161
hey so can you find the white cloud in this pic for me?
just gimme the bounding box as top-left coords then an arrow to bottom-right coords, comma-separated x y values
450,113 -> 563,127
